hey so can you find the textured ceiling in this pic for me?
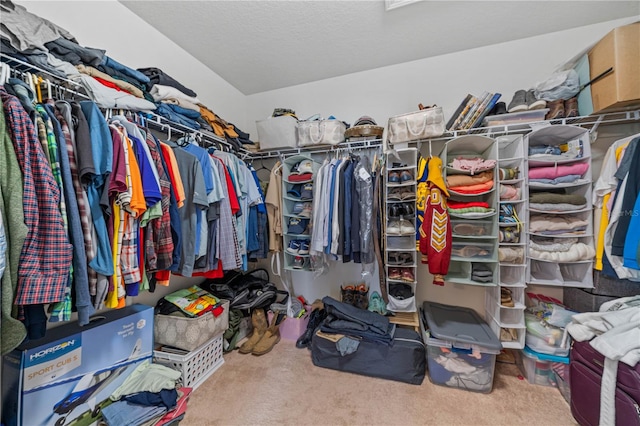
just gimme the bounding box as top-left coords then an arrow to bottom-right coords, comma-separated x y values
120,1 -> 640,95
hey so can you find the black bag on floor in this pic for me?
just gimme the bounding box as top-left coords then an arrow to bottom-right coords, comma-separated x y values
310,327 -> 426,385
204,268 -> 277,310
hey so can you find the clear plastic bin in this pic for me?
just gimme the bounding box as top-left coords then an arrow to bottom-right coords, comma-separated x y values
515,346 -> 569,387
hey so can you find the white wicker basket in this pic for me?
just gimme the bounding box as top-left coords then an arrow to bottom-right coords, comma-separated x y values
154,333 -> 224,390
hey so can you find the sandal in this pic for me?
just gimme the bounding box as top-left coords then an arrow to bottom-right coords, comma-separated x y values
451,246 -> 489,258
401,190 -> 415,201
388,252 -> 402,266
388,189 -> 402,201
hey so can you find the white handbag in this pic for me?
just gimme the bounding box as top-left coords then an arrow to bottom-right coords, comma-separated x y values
388,106 -> 445,144
297,119 -> 346,147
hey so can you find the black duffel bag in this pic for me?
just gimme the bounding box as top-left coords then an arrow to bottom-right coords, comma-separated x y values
204,268 -> 279,310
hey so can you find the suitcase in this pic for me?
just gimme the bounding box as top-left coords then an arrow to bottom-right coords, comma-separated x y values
570,340 -> 640,426
310,327 -> 426,385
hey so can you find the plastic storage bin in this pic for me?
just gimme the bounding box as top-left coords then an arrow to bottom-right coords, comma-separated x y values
421,301 -> 502,393
515,346 -> 569,386
154,333 -> 225,390
552,363 -> 571,404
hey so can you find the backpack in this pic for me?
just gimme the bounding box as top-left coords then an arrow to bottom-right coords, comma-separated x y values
204,268 -> 280,310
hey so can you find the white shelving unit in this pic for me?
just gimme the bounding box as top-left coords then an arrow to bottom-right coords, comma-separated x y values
384,148 -> 418,313
525,125 -> 594,288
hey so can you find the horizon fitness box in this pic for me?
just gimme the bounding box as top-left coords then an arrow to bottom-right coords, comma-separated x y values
2,304 -> 154,426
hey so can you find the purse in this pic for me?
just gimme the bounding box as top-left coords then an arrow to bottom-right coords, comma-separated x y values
297,119 -> 346,147
388,106 -> 445,144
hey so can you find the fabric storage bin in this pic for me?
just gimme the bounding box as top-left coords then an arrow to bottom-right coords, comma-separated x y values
388,106 -> 445,144
515,346 -> 569,386
155,300 -> 230,351
297,119 -> 346,147
256,115 -> 298,150
154,333 -> 224,390
421,302 -> 502,393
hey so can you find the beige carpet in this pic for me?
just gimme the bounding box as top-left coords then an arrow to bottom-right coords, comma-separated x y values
184,339 -> 576,426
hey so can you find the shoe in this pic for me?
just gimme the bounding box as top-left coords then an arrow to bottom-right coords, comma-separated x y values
387,220 -> 401,234
499,227 -> 520,243
368,291 -> 388,315
388,171 -> 401,183
252,312 -> 283,356
388,204 -> 401,220
401,203 -> 415,218
399,219 -> 415,234
296,308 -> 327,349
501,288 -> 515,307
292,256 -> 305,269
341,284 -> 356,305
400,170 -> 414,183
526,90 -> 546,110
564,97 -> 578,118
299,203 -> 313,218
498,167 -> 519,180
238,308 -> 268,354
545,99 -> 565,120
490,101 -> 507,115
507,90 -> 528,113
353,283 -> 369,310
298,240 -> 310,255
401,190 -> 415,200
286,240 -> 301,255
388,268 -> 402,280
388,252 -> 402,266
388,189 -> 402,201
401,268 -> 415,283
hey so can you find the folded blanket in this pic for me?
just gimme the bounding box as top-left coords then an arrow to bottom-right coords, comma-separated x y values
449,180 -> 494,194
529,192 -> 587,205
449,207 -> 495,214
529,174 -> 582,186
529,202 -> 587,212
529,214 -> 589,233
528,162 -> 589,180
529,243 -> 595,262
446,170 -> 493,187
448,200 -> 490,209
529,237 -> 579,252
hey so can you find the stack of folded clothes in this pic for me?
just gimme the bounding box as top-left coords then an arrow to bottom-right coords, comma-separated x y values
529,236 -> 595,262
528,162 -> 589,186
446,170 -> 494,195
528,141 -> 583,162
471,263 -> 493,283
448,157 -> 497,175
529,191 -> 587,212
529,213 -> 589,235
448,200 -> 495,216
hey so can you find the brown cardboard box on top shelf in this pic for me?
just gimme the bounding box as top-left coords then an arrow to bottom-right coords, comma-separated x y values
588,22 -> 640,113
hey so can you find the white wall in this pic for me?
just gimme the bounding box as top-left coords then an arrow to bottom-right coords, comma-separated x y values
247,15 -> 640,314
17,0 -> 248,129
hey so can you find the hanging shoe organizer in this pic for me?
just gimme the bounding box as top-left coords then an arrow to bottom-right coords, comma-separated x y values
384,147 -> 418,313
485,134 -> 528,349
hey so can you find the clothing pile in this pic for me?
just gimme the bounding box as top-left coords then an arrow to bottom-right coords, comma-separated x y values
528,140 -> 583,163
428,349 -> 494,392
1,1 -> 254,144
0,87 -> 268,354
447,156 -> 496,175
528,161 -> 589,186
447,200 -> 495,217
529,236 -> 595,262
529,191 -> 587,212
101,361 -> 191,426
446,169 -> 494,195
529,213 -> 589,235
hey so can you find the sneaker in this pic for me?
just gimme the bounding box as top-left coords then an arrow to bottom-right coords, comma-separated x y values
400,170 -> 414,183
299,203 -> 313,218
387,189 -> 402,201
286,240 -> 301,254
298,240 -> 310,255
368,291 -> 388,315
490,101 -> 507,115
292,256 -> 305,269
507,89 -> 528,113
387,220 -> 401,234
388,171 -> 401,183
400,219 -> 415,234
526,90 -> 546,110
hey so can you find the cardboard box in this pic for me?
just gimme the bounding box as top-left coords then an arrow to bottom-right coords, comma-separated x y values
588,22 -> 640,113
2,304 -> 154,426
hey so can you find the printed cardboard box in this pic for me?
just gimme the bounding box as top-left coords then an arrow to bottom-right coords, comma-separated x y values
2,304 -> 154,426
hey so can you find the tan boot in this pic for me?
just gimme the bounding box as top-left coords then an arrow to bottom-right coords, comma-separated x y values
238,309 -> 268,354
252,312 -> 284,356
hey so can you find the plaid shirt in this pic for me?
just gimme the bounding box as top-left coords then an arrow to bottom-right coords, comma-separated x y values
144,132 -> 173,272
1,88 -> 72,305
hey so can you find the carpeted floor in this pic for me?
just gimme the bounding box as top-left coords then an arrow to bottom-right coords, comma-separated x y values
183,339 -> 576,426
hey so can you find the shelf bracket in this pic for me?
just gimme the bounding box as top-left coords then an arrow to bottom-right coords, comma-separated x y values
589,114 -> 605,143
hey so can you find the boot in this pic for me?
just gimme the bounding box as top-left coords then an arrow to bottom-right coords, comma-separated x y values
296,308 -> 326,349
238,308 -> 268,354
252,312 -> 284,356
